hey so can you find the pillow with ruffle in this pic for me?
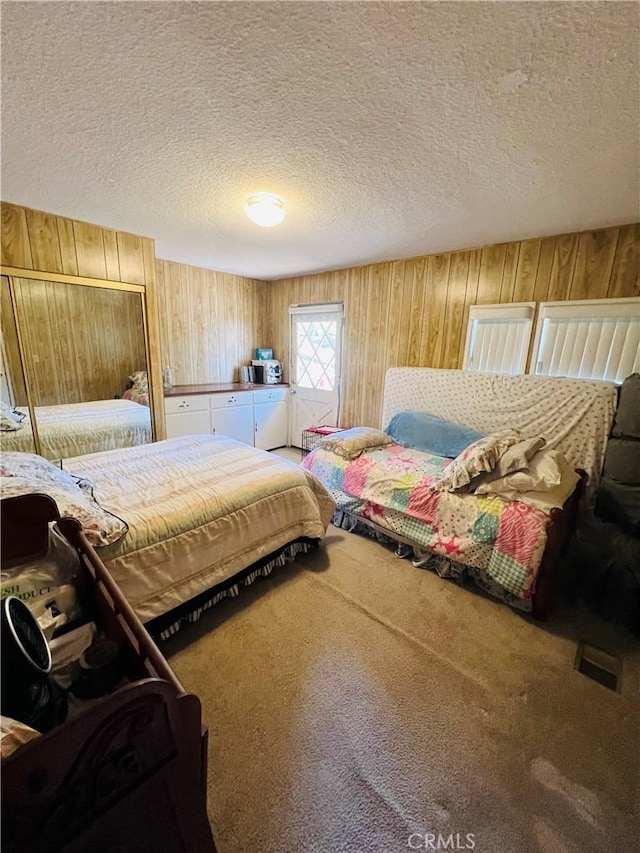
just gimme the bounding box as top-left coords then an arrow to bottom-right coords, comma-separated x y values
0,452 -> 127,547
123,371 -> 149,406
314,427 -> 394,460
128,371 -> 149,394
434,429 -> 521,492
0,451 -> 81,487
0,401 -> 26,432
469,436 -> 546,490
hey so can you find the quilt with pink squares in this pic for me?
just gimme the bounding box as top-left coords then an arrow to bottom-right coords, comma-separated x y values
303,442 -> 550,601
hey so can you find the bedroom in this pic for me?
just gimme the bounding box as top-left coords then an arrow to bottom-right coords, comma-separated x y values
1,2 -> 639,853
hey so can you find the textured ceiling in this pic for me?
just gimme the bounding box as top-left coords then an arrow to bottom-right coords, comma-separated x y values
1,2 -> 638,280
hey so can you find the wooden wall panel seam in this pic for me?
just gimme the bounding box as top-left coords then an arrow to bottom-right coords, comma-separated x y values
266,223 -> 638,429
3,202 -> 638,434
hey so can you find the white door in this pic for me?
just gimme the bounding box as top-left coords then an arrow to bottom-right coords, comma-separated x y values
289,303 -> 343,448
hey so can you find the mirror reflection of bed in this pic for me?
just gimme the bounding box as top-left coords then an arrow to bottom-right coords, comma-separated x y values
0,275 -> 153,461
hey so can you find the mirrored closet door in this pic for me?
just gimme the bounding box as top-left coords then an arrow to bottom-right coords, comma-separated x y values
0,271 -> 154,462
1,276 -> 37,454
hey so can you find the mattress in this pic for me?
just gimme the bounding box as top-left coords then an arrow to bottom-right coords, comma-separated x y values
303,442 -> 551,603
64,435 -> 335,623
0,399 -> 152,459
381,368 -> 617,492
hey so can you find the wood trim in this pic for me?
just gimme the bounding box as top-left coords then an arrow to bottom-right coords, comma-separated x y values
0,266 -> 145,292
142,237 -> 165,440
5,277 -> 42,453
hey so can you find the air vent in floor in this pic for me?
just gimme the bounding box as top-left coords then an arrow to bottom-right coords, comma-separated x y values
575,641 -> 622,692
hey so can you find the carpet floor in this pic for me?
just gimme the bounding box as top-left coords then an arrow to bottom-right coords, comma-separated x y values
163,528 -> 639,853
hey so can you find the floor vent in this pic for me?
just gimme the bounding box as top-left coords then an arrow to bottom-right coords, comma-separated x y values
575,642 -> 622,692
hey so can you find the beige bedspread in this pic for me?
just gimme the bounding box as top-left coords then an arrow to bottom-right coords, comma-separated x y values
64,435 -> 335,622
1,399 -> 152,459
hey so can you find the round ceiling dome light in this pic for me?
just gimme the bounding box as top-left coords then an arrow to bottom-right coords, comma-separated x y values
245,192 -> 285,227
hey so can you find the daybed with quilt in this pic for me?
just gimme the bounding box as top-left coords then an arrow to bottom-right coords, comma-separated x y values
303,368 -> 617,617
1,435 -> 335,637
0,398 -> 152,459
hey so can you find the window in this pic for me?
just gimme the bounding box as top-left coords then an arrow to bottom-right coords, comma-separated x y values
290,304 -> 343,391
463,303 -> 535,375
530,298 -> 640,384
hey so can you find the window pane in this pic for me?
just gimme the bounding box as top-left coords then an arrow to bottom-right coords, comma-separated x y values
296,320 -> 337,390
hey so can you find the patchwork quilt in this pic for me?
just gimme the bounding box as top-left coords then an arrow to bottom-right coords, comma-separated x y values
303,443 -> 550,601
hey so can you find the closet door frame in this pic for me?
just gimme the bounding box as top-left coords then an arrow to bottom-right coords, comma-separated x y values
1,266 -> 157,457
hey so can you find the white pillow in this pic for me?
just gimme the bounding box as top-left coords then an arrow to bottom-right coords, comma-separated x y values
492,436 -> 546,477
473,449 -> 565,496
482,464 -> 581,514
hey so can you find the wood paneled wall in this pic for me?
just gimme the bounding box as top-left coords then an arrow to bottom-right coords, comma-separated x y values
4,199 -> 637,438
156,260 -> 267,384
1,203 -> 154,284
10,278 -> 146,406
267,223 -> 640,429
0,202 -> 165,437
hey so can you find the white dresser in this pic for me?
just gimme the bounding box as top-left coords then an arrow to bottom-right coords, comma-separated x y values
164,385 -> 288,450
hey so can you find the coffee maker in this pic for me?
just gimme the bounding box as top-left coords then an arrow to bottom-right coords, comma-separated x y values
251,359 -> 282,384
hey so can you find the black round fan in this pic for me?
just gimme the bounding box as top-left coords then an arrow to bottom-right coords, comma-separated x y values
1,596 -> 67,732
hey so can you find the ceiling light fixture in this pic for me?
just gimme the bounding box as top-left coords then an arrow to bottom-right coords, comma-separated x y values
245,192 -> 285,227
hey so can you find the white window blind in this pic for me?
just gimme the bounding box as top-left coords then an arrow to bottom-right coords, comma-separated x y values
531,298 -> 640,384
463,303 -> 535,375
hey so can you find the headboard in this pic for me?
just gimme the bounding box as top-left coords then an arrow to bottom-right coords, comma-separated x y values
381,368 -> 617,489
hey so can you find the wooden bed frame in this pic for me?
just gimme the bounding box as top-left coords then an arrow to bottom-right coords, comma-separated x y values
1,494 -> 217,852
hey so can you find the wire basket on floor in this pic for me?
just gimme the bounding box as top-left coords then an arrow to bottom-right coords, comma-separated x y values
300,427 -> 342,456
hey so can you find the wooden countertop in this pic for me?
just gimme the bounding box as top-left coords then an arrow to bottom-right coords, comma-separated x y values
164,382 -> 288,397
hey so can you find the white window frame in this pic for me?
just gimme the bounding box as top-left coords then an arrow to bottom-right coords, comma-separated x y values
530,297 -> 640,384
288,302 -> 344,394
463,302 -> 536,375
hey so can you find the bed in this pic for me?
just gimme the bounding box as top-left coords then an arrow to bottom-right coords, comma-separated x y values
0,399 -> 152,459
0,435 -> 335,638
302,368 -> 617,617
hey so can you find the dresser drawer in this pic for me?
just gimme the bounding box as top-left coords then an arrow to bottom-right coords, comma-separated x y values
209,391 -> 252,410
253,387 -> 288,404
164,395 -> 210,415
